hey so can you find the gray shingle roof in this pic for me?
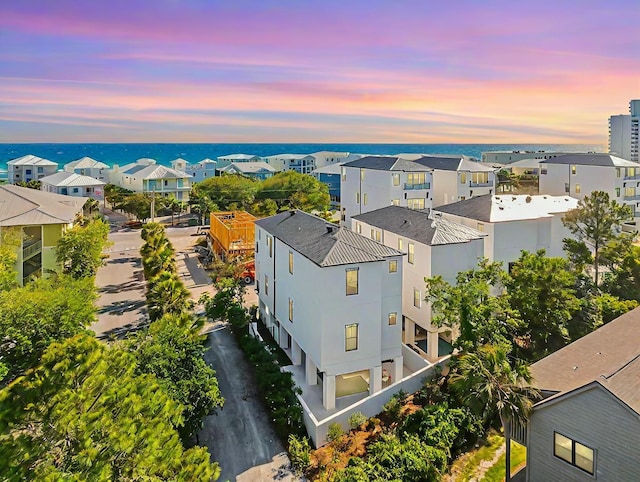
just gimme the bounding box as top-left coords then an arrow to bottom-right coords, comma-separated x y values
342,156 -> 432,172
531,306 -> 640,414
540,153 -> 640,167
352,206 -> 486,246
255,210 -> 401,267
434,194 -> 494,222
0,185 -> 86,226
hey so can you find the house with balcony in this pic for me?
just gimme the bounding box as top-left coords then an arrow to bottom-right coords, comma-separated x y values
352,206 -> 486,361
433,194 -> 578,268
539,153 -> 640,219
217,161 -> 276,180
0,185 -> 86,285
265,154 -> 317,174
171,158 -> 217,183
109,158 -> 191,202
63,157 -> 110,181
519,307 -> 640,481
40,171 -> 106,200
7,155 -> 58,184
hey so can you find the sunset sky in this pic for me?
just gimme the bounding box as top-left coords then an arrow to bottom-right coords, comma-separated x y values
0,0 -> 638,144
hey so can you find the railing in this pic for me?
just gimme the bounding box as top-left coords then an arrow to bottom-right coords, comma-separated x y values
624,194 -> 640,201
470,181 -> 494,187
22,268 -> 41,285
624,174 -> 640,180
404,182 -> 430,190
22,240 -> 42,260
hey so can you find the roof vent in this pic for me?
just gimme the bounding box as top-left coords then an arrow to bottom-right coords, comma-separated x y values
326,225 -> 334,233
525,196 -> 532,203
289,210 -> 296,216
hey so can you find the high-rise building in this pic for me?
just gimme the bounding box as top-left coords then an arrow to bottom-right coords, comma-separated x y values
609,99 -> 640,162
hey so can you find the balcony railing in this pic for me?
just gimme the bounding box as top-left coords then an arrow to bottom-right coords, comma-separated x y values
624,194 -> 640,201
624,174 -> 640,180
404,182 -> 430,190
22,268 -> 41,285
22,240 -> 42,260
469,181 -> 493,187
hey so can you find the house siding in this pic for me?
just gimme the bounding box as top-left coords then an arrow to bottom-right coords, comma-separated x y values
527,386 -> 640,481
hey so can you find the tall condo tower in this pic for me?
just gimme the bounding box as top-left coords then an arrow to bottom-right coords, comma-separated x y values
609,99 -> 640,162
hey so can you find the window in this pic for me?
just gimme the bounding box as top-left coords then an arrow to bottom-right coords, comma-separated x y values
571,165 -> 577,175
554,432 -> 594,475
413,288 -> 421,308
575,184 -> 581,194
360,169 -> 365,181
346,268 -> 358,295
264,275 -> 269,295
564,183 -> 570,193
288,298 -> 293,322
628,167 -> 636,178
407,198 -> 425,210
356,192 -> 360,203
407,172 -> 426,185
408,243 -> 415,264
472,172 -> 489,184
375,230 -> 381,242
164,180 -> 169,186
363,193 -> 368,205
616,167 -> 621,178
388,312 -> 397,325
460,172 -> 467,184
26,169 -> 32,175
37,167 -> 43,173
477,222 -> 484,232
625,187 -> 635,198
391,199 -> 400,206
289,251 -> 293,274
268,236 -> 273,257
616,187 -> 621,197
392,173 -> 400,186
370,228 -> 375,240
356,223 -> 362,234
345,324 -> 358,351
341,167 -> 346,181
398,238 -> 403,251
388,260 -> 397,273
73,187 -> 79,193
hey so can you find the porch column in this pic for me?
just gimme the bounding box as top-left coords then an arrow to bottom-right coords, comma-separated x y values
369,365 -> 382,395
427,330 -> 439,362
393,355 -> 403,383
291,339 -> 302,366
404,317 -> 415,345
323,374 -> 336,410
279,324 -> 288,349
305,356 -> 317,386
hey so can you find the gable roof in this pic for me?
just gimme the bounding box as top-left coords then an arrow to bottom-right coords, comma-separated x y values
312,162 -> 346,175
0,185 -> 86,226
353,206 -> 486,246
64,157 -> 109,170
531,307 -> 640,411
122,164 -> 188,179
342,156 -> 432,172
217,153 -> 261,161
413,155 -> 495,172
255,210 -> 401,267
218,162 -> 276,174
434,194 -> 578,223
7,154 -> 58,167
40,171 -> 106,187
540,153 -> 640,167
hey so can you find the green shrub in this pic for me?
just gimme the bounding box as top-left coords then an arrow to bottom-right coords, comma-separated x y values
382,396 -> 401,420
327,422 -> 344,443
288,434 -> 311,475
348,411 -> 367,430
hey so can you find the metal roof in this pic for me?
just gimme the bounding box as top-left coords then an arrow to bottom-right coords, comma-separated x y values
64,157 -> 109,170
353,205 -> 486,246
40,171 -> 106,187
255,210 -> 401,267
7,154 -> 58,166
122,164 -> 189,179
540,153 -> 640,167
0,185 -> 86,226
218,162 -> 276,174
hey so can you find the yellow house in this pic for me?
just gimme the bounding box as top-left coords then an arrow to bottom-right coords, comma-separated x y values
0,185 -> 87,285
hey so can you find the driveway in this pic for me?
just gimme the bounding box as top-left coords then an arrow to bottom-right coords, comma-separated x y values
199,326 -> 301,482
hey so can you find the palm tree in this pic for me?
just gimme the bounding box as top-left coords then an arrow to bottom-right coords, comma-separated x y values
449,344 -> 540,481
146,272 -> 192,322
140,223 -> 177,279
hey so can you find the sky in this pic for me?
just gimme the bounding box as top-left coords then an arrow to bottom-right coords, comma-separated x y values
0,0 -> 639,144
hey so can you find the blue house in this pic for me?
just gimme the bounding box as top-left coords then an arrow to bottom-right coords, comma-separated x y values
312,163 -> 344,209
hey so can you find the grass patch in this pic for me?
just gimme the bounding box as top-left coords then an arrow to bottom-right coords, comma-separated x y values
481,440 -> 526,482
448,432 -> 503,481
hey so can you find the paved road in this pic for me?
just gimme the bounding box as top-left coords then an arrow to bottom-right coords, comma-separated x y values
199,326 -> 300,482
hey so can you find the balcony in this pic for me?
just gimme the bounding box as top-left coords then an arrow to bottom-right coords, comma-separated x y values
22,240 -> 42,260
22,268 -> 41,285
624,194 -> 640,201
404,182 -> 430,190
624,174 -> 640,180
469,180 -> 494,187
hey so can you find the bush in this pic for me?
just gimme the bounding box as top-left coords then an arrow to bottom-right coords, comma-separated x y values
327,422 -> 344,443
382,396 -> 402,420
348,411 -> 367,430
288,434 -> 311,475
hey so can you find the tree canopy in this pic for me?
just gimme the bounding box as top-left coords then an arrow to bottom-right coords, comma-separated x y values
255,171 -> 330,213
56,218 -> 111,279
197,174 -> 258,211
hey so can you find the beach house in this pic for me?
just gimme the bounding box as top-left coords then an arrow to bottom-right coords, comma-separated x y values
109,158 -> 191,202
64,157 -> 110,181
7,155 -> 58,184
217,161 -> 276,180
40,171 -> 106,200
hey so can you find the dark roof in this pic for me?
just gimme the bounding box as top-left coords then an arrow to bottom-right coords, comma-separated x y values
342,156 -> 431,172
352,206 -> 485,246
540,153 -> 640,167
432,194 -> 493,222
531,306 -> 640,413
255,210 -> 401,267
413,156 -> 463,171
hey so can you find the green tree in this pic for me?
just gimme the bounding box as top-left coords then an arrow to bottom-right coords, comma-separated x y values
0,334 -> 219,481
15,180 -> 41,190
599,236 -> 640,302
56,218 -> 111,279
449,344 -> 539,482
505,250 -> 581,360
425,259 -> 520,352
562,191 -> 633,286
140,222 -> 177,279
189,185 -> 218,225
122,193 -> 153,221
125,313 -> 223,441
146,271 -> 193,322
0,276 -> 96,384
198,174 -> 258,211
255,171 -> 330,213
0,227 -> 21,291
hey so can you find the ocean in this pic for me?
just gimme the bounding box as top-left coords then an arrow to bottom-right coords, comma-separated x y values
0,143 -> 605,171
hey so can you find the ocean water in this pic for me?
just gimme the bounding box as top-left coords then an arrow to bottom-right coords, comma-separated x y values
0,143 -> 605,171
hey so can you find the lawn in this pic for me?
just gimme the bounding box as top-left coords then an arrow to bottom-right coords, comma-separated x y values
481,440 -> 527,482
446,432 -> 503,482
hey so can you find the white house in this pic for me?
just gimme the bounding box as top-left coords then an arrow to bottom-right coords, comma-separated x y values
265,154 -> 316,174
40,171 -> 106,200
255,210 -> 404,411
522,307 -> 640,481
481,150 -> 583,164
352,206 -> 486,361
609,99 -> 639,162
172,158 -> 217,183
63,157 -> 110,181
217,161 -> 276,180
433,194 -> 578,268
216,153 -> 262,169
539,153 -> 640,219
109,158 -> 191,202
309,151 -> 364,169
7,155 -> 58,184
